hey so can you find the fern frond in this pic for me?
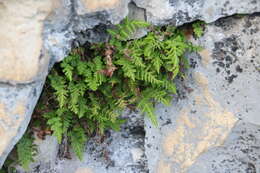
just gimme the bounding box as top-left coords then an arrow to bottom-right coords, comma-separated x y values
61,111 -> 72,134
114,97 -> 127,110
108,17 -> 150,41
61,62 -> 73,81
55,88 -> 68,108
46,116 -> 63,143
192,21 -> 205,38
161,79 -> 177,94
131,51 -> 145,67
151,89 -> 171,106
137,98 -> 157,126
151,55 -> 163,73
136,69 -> 162,85
78,97 -> 88,118
115,58 -> 136,80
17,134 -> 37,170
85,76 -> 99,91
69,126 -> 87,160
93,56 -> 104,71
49,75 -> 68,108
77,61 -> 89,75
94,72 -> 106,85
131,20 -> 150,28
68,83 -> 80,114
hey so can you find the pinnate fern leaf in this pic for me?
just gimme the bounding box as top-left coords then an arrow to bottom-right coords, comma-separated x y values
17,134 -> 37,170
69,126 -> 87,160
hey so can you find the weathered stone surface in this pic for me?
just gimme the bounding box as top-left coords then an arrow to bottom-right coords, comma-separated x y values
9,14 -> 260,173
145,68 -> 238,173
133,0 -> 260,25
75,0 -> 129,19
75,167 -> 93,173
198,14 -> 260,125
145,14 -> 260,173
0,82 -> 44,168
1,0 -> 260,170
188,122 -> 260,173
0,0 -> 54,83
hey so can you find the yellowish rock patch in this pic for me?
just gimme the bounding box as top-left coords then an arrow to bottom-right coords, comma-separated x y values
0,0 -> 54,83
81,0 -> 120,12
159,72 -> 238,173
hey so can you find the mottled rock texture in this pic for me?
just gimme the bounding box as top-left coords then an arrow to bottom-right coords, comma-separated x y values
0,0 -> 260,171
0,0 -> 53,83
145,14 -> 260,173
134,0 -> 260,25
188,122 -> 260,173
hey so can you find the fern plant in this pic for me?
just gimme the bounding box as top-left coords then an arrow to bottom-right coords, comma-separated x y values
40,18 -> 200,160
16,133 -> 37,170
192,21 -> 205,38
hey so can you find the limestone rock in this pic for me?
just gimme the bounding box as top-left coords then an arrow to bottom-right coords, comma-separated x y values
188,122 -> 260,173
0,82 -> 44,168
75,167 -> 94,173
0,0 -> 54,83
145,14 -> 260,173
133,0 -> 260,25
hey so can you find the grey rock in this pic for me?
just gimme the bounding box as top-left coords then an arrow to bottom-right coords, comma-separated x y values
0,81 -> 44,168
198,14 -> 260,125
133,0 -> 260,25
188,122 -> 260,173
145,14 -> 260,172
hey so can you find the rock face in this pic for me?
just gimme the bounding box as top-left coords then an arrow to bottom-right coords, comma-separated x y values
134,0 -> 260,25
188,122 -> 260,173
145,14 -> 260,173
0,0 -> 53,166
0,0 -> 53,83
0,82 -> 44,168
0,0 -> 260,171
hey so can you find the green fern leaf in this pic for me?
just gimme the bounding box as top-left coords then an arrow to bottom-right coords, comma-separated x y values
136,69 -> 162,85
69,126 -> 87,160
138,99 -> 157,126
61,63 -> 73,81
151,55 -> 163,73
192,21 -> 204,38
49,75 -> 68,108
115,58 -> 136,80
17,134 -> 37,170
46,116 -> 63,143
